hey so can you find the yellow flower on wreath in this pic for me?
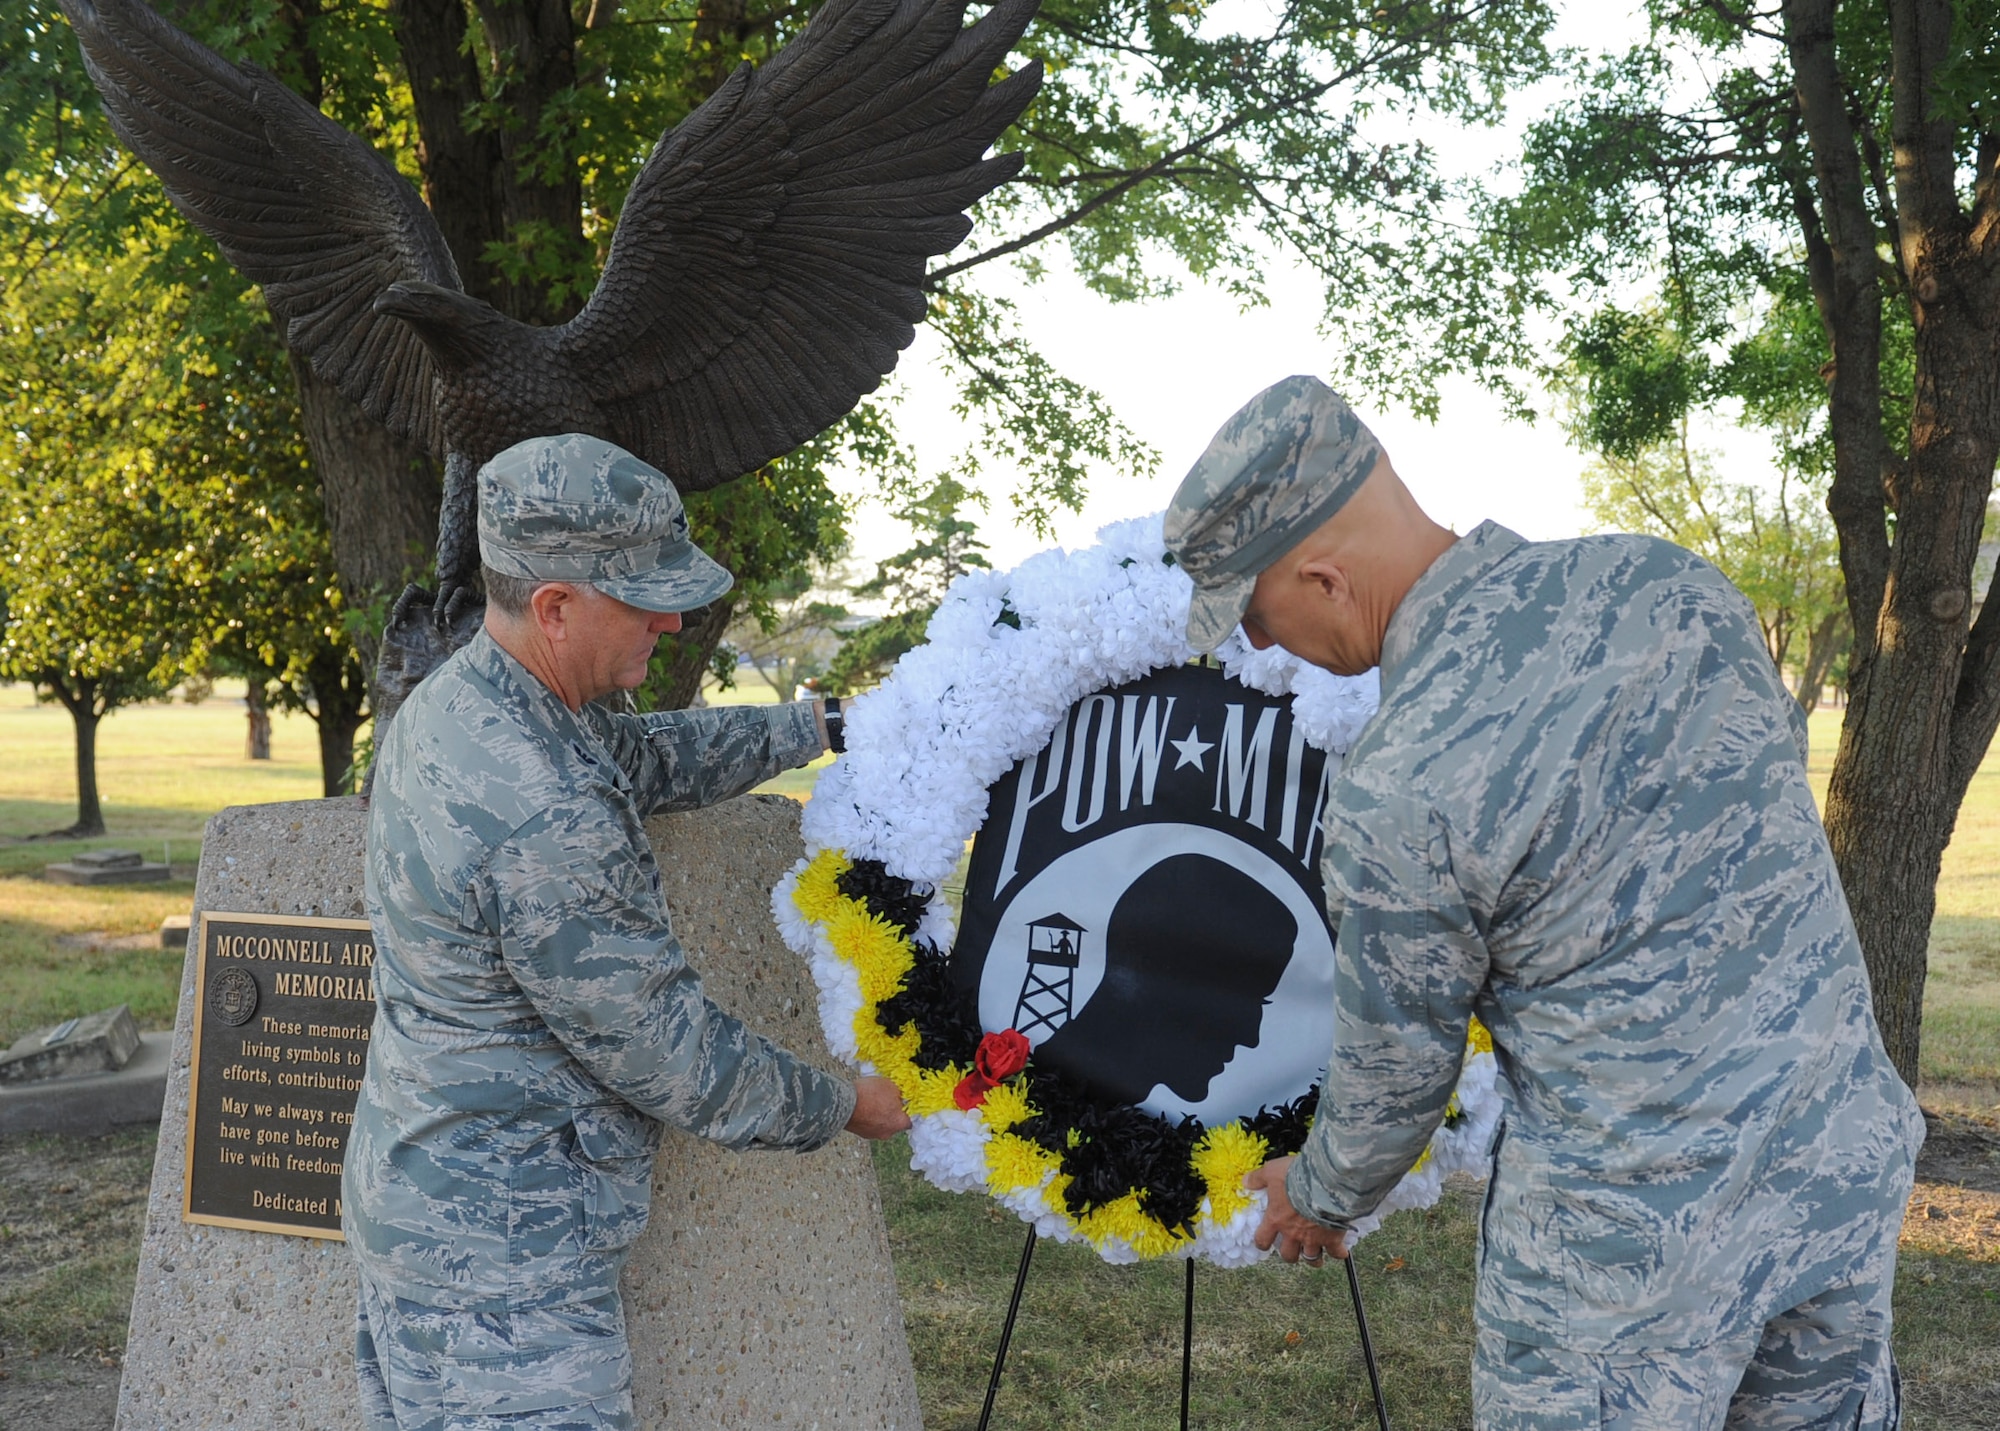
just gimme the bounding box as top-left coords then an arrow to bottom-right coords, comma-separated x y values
986,1131 -> 1060,1193
824,903 -> 911,1004
1191,1123 -> 1270,1223
903,1064 -> 964,1118
854,1008 -> 920,1081
1076,1192 -> 1188,1258
979,1079 -> 1034,1133
791,849 -> 851,923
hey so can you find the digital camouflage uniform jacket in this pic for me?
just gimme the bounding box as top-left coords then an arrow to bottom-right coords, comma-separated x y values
1288,522 -> 1923,1353
344,630 -> 855,1308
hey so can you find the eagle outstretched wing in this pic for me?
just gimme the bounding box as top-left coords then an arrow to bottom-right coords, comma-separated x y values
61,0 -> 1039,492
558,0 -> 1042,490
58,0 -> 458,456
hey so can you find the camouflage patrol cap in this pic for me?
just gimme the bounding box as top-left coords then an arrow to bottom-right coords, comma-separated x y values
1164,376 -> 1382,654
478,434 -> 732,613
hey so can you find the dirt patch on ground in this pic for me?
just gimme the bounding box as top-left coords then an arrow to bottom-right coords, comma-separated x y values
1903,1182 -> 2000,1263
1917,1104 -> 2000,1194
0,1128 -> 156,1431
52,931 -> 161,953
1901,1106 -> 2000,1266
0,1351 -> 123,1431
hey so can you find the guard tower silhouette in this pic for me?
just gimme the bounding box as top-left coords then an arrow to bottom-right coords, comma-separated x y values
1013,913 -> 1085,1038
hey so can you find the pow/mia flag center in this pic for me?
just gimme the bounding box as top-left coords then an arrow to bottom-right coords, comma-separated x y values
954,662 -> 1340,1125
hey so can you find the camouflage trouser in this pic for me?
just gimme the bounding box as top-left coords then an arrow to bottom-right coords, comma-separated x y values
354,1272 -> 635,1430
1473,1262 -> 1900,1431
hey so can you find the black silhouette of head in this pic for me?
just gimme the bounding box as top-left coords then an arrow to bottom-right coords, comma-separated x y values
1035,853 -> 1295,1110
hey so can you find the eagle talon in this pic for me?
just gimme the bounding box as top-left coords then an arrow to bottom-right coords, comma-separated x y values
389,582 -> 434,633
435,581 -> 478,632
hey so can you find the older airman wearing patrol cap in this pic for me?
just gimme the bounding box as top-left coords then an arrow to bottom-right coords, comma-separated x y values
344,433 -> 908,1431
1167,379 -> 1922,1430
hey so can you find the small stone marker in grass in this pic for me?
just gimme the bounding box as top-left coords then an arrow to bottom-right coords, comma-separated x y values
159,912 -> 191,948
0,1003 -> 172,1135
0,1004 -> 142,1083
44,848 -> 170,885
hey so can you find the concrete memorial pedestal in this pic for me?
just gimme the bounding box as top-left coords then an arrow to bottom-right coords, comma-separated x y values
116,796 -> 922,1431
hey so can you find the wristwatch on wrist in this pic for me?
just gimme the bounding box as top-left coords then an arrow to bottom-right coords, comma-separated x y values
823,696 -> 846,754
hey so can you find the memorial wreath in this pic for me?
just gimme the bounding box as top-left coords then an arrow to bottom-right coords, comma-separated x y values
771,515 -> 1502,1265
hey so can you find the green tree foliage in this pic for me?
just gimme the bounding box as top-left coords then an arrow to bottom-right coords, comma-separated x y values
0,242 -> 209,834
0,195 -> 369,814
178,425 -> 376,797
1502,0 -> 2000,1081
634,417 -> 861,710
825,474 -> 990,694
719,564 -> 855,702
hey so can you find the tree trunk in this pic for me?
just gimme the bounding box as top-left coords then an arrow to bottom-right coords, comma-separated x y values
468,0 -> 588,326
46,677 -> 106,837
389,0 -> 592,325
1783,0 -> 1893,653
289,357 -> 443,677
641,599 -> 738,712
386,0 -> 508,307
314,710 -> 361,797
1794,608 -> 1847,716
72,703 -> 104,837
305,645 -> 371,796
1824,691 -> 1959,1091
1808,0 -> 2000,1089
245,681 -> 272,760
688,0 -> 752,92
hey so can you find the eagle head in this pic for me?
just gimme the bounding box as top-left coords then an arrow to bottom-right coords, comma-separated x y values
372,282 -> 514,372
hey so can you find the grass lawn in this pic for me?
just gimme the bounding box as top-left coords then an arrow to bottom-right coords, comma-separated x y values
0,681 -> 326,849
879,1150 -> 1489,1430
0,690 -> 1996,1427
0,683 -> 326,1046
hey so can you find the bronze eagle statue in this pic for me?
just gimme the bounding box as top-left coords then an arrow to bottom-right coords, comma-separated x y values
59,0 -> 1040,704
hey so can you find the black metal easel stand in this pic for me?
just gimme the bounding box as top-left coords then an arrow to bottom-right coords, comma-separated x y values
976,1229 -> 1039,1431
974,1229 -> 1393,1430
1345,1255 -> 1392,1431
1179,1257 -> 1196,1430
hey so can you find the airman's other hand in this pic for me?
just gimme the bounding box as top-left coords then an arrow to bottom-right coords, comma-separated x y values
1247,1155 -> 1351,1265
844,1075 -> 913,1140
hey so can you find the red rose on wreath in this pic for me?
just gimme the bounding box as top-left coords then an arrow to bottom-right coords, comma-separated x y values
953,1029 -> 1032,1109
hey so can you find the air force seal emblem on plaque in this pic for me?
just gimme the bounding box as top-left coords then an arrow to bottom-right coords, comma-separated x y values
207,966 -> 260,1027
953,663 -> 1338,1123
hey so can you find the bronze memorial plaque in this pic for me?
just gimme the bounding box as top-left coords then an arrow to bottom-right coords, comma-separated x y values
184,911 -> 377,1238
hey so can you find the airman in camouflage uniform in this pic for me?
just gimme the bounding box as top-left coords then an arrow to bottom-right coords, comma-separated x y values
344,434 -> 906,1431
1167,377 -> 1924,1429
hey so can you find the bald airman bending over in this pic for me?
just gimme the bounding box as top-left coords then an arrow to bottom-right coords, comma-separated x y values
1165,377 -> 1922,1430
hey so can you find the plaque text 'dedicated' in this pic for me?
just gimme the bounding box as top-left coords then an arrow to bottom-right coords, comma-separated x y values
184,911 -> 376,1238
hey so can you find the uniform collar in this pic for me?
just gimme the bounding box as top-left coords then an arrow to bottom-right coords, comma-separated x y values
468,627 -> 565,721
466,629 -> 618,777
1378,521 -> 1525,692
